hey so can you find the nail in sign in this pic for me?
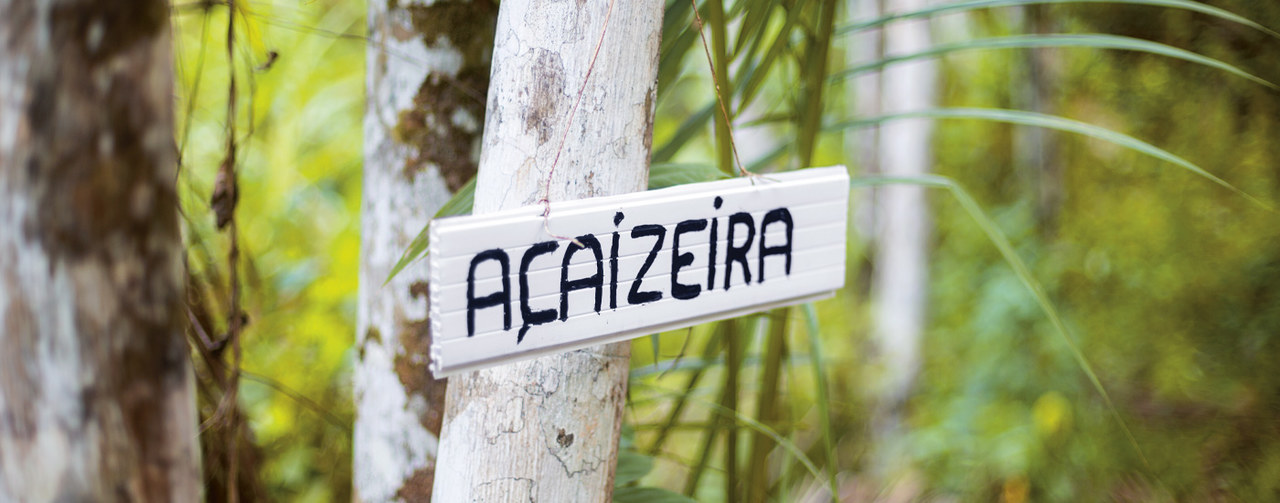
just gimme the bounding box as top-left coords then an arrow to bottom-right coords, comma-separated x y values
428,166 -> 849,376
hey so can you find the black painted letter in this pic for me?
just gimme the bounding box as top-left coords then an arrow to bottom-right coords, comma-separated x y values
707,196 -> 722,291
723,212 -> 755,290
628,224 -> 666,305
518,241 -> 559,343
671,219 -> 707,300
610,212 -> 624,309
467,249 -> 511,337
757,208 -> 794,283
560,234 -> 604,321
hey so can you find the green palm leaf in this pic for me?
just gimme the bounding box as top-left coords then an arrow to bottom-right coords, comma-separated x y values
836,0 -> 1280,40
848,173 -> 1151,468
829,107 -> 1272,209
384,175 -> 475,284
831,33 -> 1276,90
635,380 -> 835,496
801,303 -> 839,503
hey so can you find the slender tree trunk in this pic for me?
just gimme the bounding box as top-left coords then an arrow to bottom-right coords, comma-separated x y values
432,1 -> 662,501
0,1 -> 201,500
871,0 -> 935,476
849,0 -> 884,177
848,0 -> 884,243
355,1 -> 496,501
1019,5 -> 1062,230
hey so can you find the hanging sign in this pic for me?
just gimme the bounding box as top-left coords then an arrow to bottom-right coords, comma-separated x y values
428,166 -> 849,376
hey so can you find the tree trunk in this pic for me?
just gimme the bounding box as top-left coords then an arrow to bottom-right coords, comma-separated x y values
847,0 -> 884,242
871,0 -> 935,475
0,1 -> 201,501
1019,5 -> 1063,230
431,1 -> 662,501
355,1 -> 496,501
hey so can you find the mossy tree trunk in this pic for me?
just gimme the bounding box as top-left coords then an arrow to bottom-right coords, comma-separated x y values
355,0 -> 496,501
0,0 -> 201,500
431,1 -> 663,501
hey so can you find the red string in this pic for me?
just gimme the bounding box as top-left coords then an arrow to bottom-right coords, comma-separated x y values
539,0 -> 616,245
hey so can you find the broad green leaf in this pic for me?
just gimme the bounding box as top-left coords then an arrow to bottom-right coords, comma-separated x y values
801,303 -> 839,502
631,356 -> 717,378
745,143 -> 788,173
734,0 -> 774,57
434,175 -> 477,219
648,162 -> 728,189
649,332 -> 661,372
384,226 -> 430,286
613,451 -> 655,487
738,0 -> 809,111
384,175 -> 476,284
724,0 -> 749,19
635,381 -> 831,492
613,487 -> 697,503
651,103 -> 716,163
661,326 -> 697,381
658,3 -> 702,102
847,173 -> 1149,468
836,0 -> 1280,40
794,0 -> 840,168
828,107 -> 1272,209
642,324 -> 725,461
830,33 -> 1277,90
741,112 -> 796,128
620,422 -> 637,451
630,355 -> 814,381
661,0 -> 694,55
655,56 -> 783,163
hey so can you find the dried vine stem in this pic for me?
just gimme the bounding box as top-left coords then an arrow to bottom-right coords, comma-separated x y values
204,2 -> 244,501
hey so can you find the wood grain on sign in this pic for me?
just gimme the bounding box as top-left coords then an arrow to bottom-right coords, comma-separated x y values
428,166 -> 850,376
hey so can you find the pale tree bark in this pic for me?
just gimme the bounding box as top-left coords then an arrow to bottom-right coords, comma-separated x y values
355,0 -> 496,501
870,0 -> 935,475
847,0 -> 884,251
432,1 -> 662,501
1017,5 -> 1062,229
848,0 -> 883,180
0,0 -> 201,501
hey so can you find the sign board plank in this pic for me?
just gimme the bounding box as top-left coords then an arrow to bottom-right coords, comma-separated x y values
428,166 -> 850,376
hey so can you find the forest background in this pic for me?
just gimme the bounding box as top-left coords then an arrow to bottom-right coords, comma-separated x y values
170,0 -> 1280,501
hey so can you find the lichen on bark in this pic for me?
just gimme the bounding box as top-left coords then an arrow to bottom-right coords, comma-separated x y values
355,1 -> 498,501
392,0 -> 497,192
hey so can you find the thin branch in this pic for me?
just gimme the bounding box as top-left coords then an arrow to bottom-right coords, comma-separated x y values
240,371 -> 352,434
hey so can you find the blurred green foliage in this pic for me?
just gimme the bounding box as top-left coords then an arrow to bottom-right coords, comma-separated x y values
172,0 -> 1280,501
174,1 -> 363,500
919,1 -> 1280,499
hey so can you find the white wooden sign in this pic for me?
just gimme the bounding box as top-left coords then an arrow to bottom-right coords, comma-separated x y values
428,166 -> 849,376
